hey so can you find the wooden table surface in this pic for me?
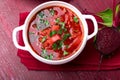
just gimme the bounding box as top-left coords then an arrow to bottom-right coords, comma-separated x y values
0,0 -> 120,80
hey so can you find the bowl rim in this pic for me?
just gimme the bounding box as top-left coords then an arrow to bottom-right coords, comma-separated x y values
22,1 -> 88,65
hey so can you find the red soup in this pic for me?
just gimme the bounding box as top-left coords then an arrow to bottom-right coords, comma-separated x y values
28,6 -> 84,60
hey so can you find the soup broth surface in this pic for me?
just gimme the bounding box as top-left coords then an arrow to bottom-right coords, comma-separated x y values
28,6 -> 84,60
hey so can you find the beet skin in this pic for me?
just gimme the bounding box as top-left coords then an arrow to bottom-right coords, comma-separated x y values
95,27 -> 120,55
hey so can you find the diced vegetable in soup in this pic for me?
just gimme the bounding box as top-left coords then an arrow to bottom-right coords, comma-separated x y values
28,6 -> 84,60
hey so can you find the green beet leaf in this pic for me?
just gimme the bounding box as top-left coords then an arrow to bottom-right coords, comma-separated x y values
97,9 -> 113,27
113,3 -> 120,27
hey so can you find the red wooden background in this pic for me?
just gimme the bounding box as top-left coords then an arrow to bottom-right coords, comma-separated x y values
0,0 -> 120,80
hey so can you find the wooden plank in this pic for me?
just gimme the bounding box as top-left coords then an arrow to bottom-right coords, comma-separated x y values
0,0 -> 120,80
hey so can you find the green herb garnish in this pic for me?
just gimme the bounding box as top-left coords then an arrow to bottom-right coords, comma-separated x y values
55,18 -> 66,30
63,51 -> 68,56
50,9 -> 54,16
44,55 -> 50,59
42,49 -> 46,54
55,18 -> 60,23
44,54 -> 53,60
39,12 -> 44,18
41,49 -> 53,60
40,19 -> 44,23
57,40 -> 63,49
49,54 -> 53,60
44,20 -> 49,26
41,49 -> 46,57
57,29 -> 63,34
63,33 -> 71,41
50,30 -> 57,37
59,22 -> 65,29
36,25 -> 41,30
73,16 -> 79,23
52,40 -> 63,50
41,36 -> 47,43
52,43 -> 57,50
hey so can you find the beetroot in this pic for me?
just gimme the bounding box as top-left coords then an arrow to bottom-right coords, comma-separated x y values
95,27 -> 120,55
95,2 -> 120,55
93,0 -> 120,70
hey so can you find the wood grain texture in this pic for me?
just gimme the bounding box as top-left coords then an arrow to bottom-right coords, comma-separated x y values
0,0 -> 120,80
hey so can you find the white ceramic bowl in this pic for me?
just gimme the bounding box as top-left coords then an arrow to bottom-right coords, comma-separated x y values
12,1 -> 98,65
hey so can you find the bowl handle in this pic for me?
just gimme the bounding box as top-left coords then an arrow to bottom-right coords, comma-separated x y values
83,15 -> 98,40
12,25 -> 27,50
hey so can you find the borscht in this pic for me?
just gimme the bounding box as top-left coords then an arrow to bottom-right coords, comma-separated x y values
28,6 -> 84,60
